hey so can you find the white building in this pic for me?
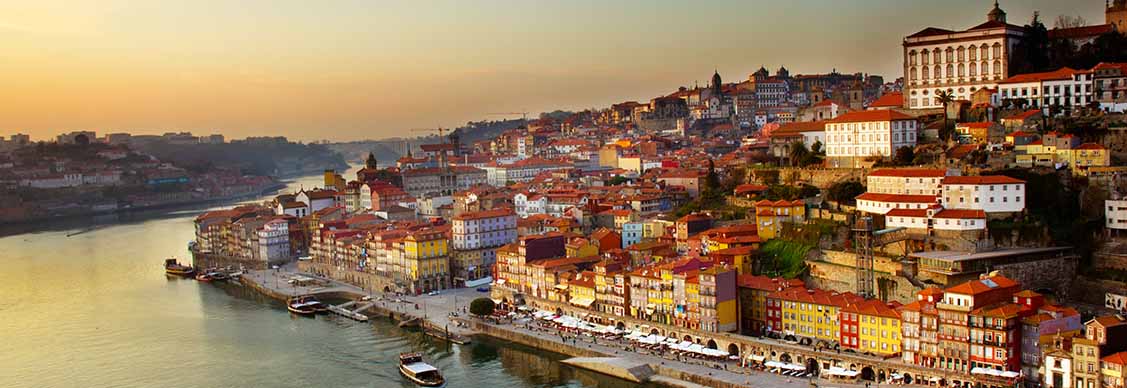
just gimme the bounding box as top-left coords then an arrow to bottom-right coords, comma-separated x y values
1106,199 -> 1127,232
885,206 -> 988,231
295,189 -> 338,213
1042,349 -> 1074,388
257,218 -> 291,264
998,67 -> 1094,109
482,158 -> 572,186
866,168 -> 959,196
514,192 -> 547,217
825,110 -> 918,168
855,193 -> 938,215
939,175 -> 1025,214
451,208 -> 518,251
902,2 -> 1023,109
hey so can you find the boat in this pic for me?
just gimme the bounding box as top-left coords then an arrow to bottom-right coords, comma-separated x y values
195,273 -> 213,282
399,353 -> 445,387
287,297 -> 318,316
163,258 -> 196,277
207,271 -> 229,282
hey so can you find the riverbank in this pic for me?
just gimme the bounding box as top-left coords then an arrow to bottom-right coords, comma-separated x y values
230,267 -> 823,388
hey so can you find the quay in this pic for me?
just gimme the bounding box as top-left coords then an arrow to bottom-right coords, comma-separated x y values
230,266 -> 918,388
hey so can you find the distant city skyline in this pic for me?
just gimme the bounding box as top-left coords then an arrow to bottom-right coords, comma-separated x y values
0,0 -> 1108,142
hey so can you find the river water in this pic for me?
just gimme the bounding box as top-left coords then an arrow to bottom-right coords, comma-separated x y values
0,167 -> 657,388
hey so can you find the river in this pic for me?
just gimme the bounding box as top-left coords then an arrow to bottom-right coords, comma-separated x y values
0,167 -> 659,388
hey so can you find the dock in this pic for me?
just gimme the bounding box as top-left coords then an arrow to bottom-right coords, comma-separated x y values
326,301 -> 370,322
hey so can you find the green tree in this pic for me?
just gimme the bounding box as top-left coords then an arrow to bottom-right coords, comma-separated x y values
469,298 -> 496,317
826,180 -> 865,205
936,90 -> 954,142
810,140 -> 823,155
894,146 -> 916,166
787,141 -> 809,167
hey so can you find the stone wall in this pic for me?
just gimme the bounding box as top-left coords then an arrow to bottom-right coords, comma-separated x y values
806,250 -> 922,303
777,167 -> 866,189
993,255 -> 1078,299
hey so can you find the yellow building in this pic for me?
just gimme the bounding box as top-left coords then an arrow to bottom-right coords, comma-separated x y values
402,228 -> 450,293
567,271 -> 597,309
1058,143 -> 1110,175
565,237 -> 598,258
1102,351 -> 1127,388
768,287 -> 863,344
843,300 -> 902,356
754,200 -> 805,240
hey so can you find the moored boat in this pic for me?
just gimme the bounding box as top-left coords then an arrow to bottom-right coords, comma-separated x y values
207,271 -> 229,282
399,352 -> 445,387
195,273 -> 213,282
163,258 -> 195,277
287,296 -> 317,315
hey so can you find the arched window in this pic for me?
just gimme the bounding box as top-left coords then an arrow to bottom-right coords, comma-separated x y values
910,67 -> 917,80
992,43 -> 1001,59
957,46 -> 965,62
946,64 -> 954,79
945,47 -> 954,63
980,44 -> 989,60
969,62 -> 977,76
958,63 -> 965,77
993,60 -> 1001,75
934,65 -> 942,79
909,50 -> 917,66
968,47 -> 977,61
921,49 -> 930,65
933,50 -> 941,64
981,61 -> 989,76
922,66 -> 929,79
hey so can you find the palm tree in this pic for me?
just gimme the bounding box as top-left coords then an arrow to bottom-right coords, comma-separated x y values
936,90 -> 954,142
788,141 -> 809,167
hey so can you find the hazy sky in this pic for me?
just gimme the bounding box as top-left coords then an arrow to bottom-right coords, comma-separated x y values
0,0 -> 1107,142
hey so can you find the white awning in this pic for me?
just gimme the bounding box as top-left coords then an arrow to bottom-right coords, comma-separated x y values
494,279 -> 506,286
823,367 -> 860,377
747,354 -> 767,362
570,297 -> 596,307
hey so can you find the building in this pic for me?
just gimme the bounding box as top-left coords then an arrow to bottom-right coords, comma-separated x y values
901,287 -> 945,368
824,110 -> 918,168
935,274 -> 1020,375
753,200 -> 805,240
867,168 -> 956,196
451,208 -> 517,285
1094,62 -> 1127,113
401,228 -> 451,294
841,299 -> 902,356
997,67 -> 1094,110
401,166 -> 487,197
698,265 -> 738,333
955,122 -> 1004,144
939,175 -> 1025,214
902,2 -> 1023,108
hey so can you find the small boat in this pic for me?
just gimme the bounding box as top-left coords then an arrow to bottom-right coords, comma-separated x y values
207,272 -> 229,282
195,273 -> 213,282
399,353 -> 445,387
164,258 -> 195,277
287,297 -> 317,316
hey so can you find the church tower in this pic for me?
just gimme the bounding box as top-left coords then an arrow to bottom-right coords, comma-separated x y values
365,152 -> 378,169
1109,0 -> 1127,34
987,0 -> 1007,23
711,70 -> 723,97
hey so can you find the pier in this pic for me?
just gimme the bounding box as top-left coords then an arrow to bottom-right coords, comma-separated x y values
326,301 -> 370,322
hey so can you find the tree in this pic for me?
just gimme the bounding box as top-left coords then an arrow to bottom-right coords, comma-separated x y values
894,146 -> 916,166
810,140 -> 823,155
1011,12 -> 1050,74
936,90 -> 955,142
826,180 -> 865,205
469,298 -> 496,317
1054,15 -> 1087,29
787,141 -> 809,167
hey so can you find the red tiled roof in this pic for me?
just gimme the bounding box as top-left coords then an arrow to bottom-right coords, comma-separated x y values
1048,24 -> 1114,40
932,209 -> 987,219
855,193 -> 937,203
868,168 -> 947,178
869,92 -> 903,108
828,110 -> 914,123
772,121 -> 826,138
1075,143 -> 1106,150
1000,67 -> 1085,84
941,175 -> 1024,185
1004,109 -> 1041,121
957,122 -> 995,129
452,208 -> 514,221
945,275 -> 1018,296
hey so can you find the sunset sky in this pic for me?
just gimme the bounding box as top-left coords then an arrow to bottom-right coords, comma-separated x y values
0,0 -> 1107,142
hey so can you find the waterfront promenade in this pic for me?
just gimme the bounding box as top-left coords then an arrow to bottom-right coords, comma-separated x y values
236,267 -> 931,388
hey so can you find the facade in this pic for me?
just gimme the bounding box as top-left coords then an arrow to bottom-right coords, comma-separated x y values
939,175 -> 1026,214
401,166 -> 487,198
451,208 -> 517,284
902,2 -> 1023,109
753,200 -> 805,240
1094,62 -> 1127,113
997,67 -> 1094,109
867,168 -> 955,196
824,110 -> 918,168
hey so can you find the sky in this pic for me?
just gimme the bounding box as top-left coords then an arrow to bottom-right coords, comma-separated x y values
0,0 -> 1108,142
